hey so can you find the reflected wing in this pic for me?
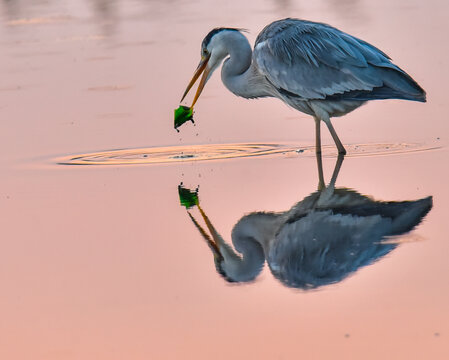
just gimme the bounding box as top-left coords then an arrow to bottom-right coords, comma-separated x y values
268,211 -> 394,289
268,194 -> 432,289
254,19 -> 424,101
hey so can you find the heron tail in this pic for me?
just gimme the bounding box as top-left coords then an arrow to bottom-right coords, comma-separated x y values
329,67 -> 427,103
389,196 -> 433,235
377,66 -> 427,102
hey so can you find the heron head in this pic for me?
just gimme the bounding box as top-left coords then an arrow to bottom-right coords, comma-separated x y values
204,222 -> 265,284
213,242 -> 265,284
180,28 -> 244,107
187,203 -> 264,284
212,242 -> 263,284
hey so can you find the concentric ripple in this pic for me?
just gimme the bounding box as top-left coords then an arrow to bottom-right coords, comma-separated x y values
56,142 -> 440,166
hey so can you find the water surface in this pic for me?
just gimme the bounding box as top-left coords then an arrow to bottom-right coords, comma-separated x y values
0,0 -> 448,359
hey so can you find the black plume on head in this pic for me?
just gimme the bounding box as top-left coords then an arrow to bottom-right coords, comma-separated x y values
202,27 -> 244,48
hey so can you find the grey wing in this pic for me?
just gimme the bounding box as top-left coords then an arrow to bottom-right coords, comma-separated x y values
254,19 -> 425,101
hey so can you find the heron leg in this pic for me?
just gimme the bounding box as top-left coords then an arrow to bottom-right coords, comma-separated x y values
314,116 -> 322,155
323,117 -> 346,155
314,117 -> 325,190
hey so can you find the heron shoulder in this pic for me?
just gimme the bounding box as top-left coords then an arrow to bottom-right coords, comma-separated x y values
255,18 -> 391,67
253,18 -> 422,101
256,18 -> 335,45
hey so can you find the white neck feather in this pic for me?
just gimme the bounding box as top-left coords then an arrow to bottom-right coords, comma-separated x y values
210,31 -> 270,98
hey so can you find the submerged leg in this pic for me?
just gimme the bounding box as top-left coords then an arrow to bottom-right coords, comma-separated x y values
323,117 -> 346,155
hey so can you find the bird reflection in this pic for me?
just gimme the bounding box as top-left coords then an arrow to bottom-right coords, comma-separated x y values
181,155 -> 432,289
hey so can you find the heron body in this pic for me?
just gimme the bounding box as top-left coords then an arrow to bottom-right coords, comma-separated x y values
181,18 -> 426,154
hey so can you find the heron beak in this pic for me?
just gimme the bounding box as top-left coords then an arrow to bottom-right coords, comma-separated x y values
180,54 -> 211,108
187,211 -> 223,261
196,204 -> 224,257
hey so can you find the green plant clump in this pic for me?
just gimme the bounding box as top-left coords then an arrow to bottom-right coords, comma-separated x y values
174,105 -> 194,131
178,184 -> 199,209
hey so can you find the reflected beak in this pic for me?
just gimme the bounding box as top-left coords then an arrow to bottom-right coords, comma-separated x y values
180,54 -> 211,108
197,204 -> 223,253
187,205 -> 223,260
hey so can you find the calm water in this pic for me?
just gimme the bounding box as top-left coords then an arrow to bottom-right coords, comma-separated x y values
1,0 -> 448,359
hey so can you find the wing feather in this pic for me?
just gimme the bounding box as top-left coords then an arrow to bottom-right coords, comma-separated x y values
254,19 -> 418,100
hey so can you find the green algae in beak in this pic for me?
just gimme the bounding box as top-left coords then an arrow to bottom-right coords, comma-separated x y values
174,105 -> 194,131
178,184 -> 199,209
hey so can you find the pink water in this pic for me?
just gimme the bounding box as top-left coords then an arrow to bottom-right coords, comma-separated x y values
1,1 -> 448,359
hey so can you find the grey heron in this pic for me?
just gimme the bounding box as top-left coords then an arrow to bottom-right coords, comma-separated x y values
180,18 -> 426,155
183,155 -> 432,289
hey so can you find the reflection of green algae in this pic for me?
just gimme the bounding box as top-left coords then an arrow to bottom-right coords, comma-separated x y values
178,184 -> 199,209
174,105 -> 194,131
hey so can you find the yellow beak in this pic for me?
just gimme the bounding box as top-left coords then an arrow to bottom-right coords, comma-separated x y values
180,54 -> 211,108
187,209 -> 223,261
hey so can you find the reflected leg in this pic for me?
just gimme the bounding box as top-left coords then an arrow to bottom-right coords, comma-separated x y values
329,153 -> 345,189
315,149 -> 325,191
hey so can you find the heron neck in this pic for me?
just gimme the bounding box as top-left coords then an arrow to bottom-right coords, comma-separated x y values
220,36 -> 262,99
232,212 -> 282,253
220,212 -> 282,282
